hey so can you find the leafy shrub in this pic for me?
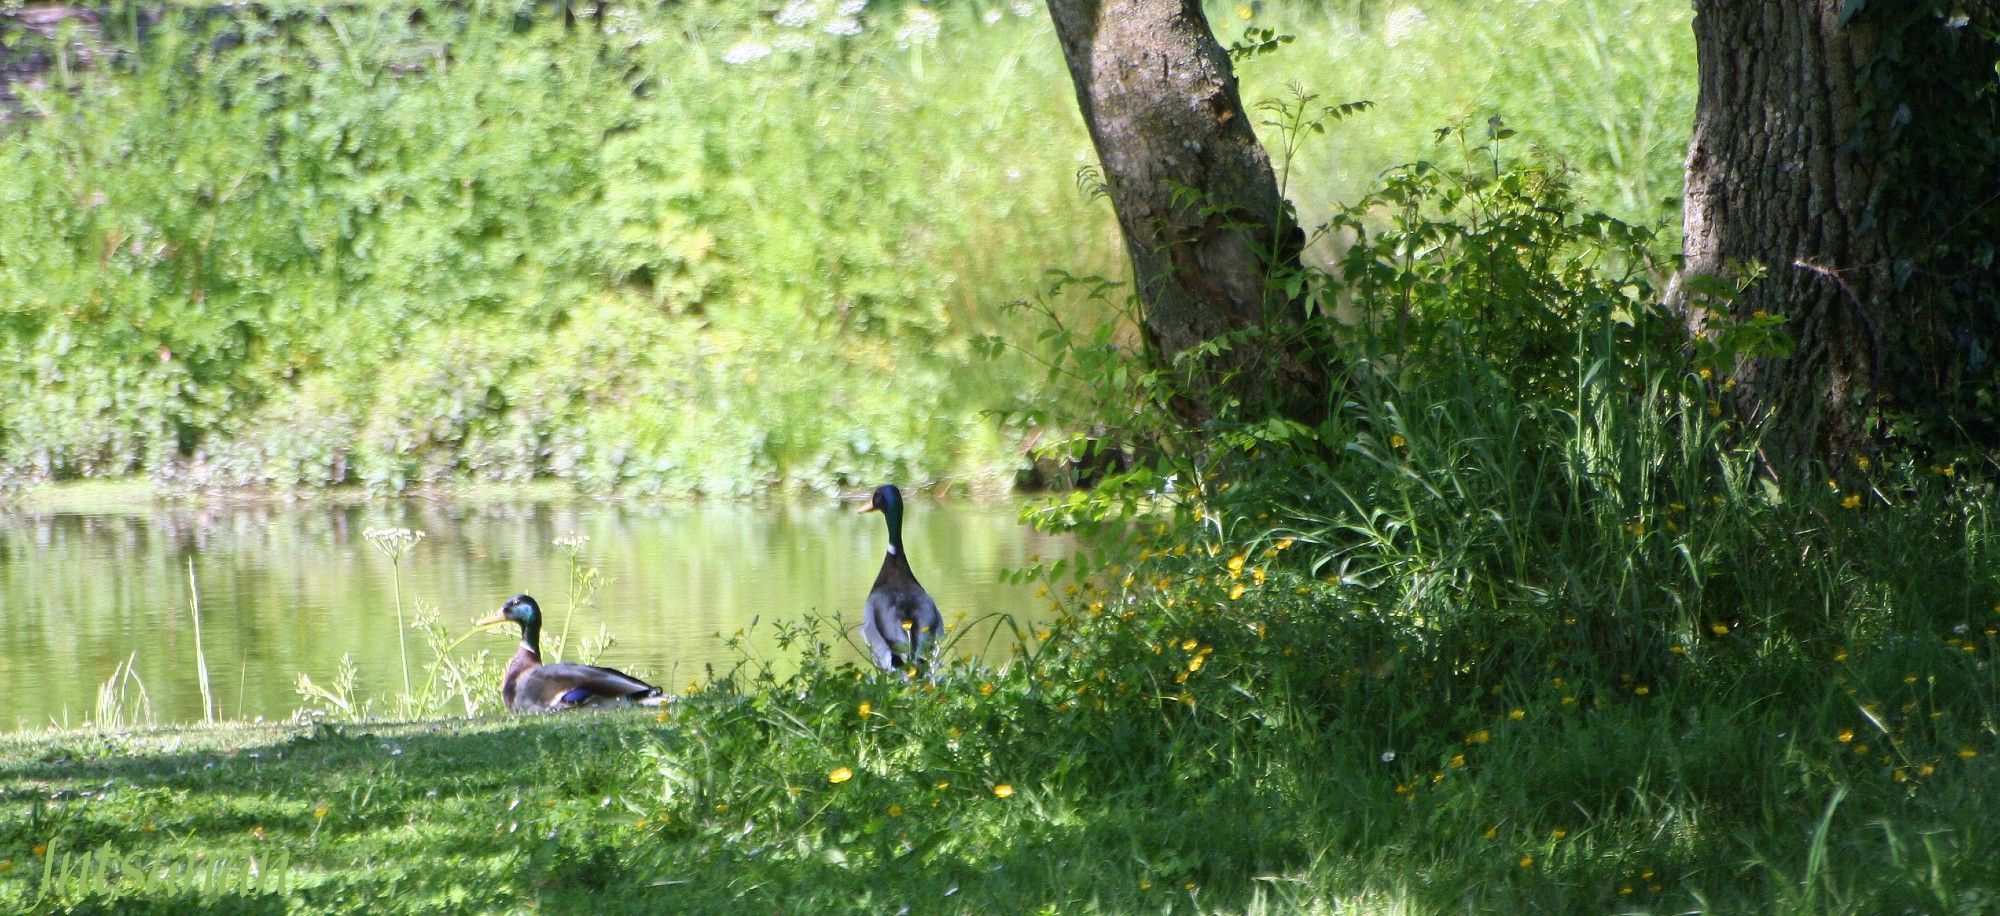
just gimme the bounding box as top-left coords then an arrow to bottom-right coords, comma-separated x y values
0,0 -> 1106,494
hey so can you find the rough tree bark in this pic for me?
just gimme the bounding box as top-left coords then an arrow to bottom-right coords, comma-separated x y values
1675,1 -> 2000,470
1044,0 -> 1322,425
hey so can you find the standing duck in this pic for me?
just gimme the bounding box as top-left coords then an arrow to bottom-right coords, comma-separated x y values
858,484 -> 944,674
475,594 -> 670,713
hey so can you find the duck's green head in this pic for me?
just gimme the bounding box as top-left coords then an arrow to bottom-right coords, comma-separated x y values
858,484 -> 906,550
475,594 -> 542,631
859,484 -> 903,517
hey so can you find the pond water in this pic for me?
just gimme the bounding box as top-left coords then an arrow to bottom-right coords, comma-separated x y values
0,497 -> 1067,730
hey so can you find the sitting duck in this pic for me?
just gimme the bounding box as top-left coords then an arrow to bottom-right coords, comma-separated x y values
475,594 -> 670,713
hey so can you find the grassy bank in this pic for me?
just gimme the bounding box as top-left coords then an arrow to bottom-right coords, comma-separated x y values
0,0 -> 1695,498
28,2 -> 1974,912
3,575 -> 1995,913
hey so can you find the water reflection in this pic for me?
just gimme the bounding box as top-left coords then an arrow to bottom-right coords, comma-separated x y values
0,499 -> 1065,729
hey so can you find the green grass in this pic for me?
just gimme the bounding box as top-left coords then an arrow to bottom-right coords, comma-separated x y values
22,2 -> 1981,912
3,586 -> 1995,912
1243,0 -> 1695,232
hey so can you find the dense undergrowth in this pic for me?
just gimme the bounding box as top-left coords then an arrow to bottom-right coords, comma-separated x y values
0,0 -> 1694,496
16,1 -> 1984,912
7,107 -> 1998,912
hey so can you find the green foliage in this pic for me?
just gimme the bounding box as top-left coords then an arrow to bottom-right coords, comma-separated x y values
0,0 -> 1694,497
1240,0 -> 1696,232
1000,103 -> 2000,907
0,0 -> 1105,494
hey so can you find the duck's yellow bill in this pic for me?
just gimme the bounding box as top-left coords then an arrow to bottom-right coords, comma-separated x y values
856,503 -> 878,514
473,611 -> 509,627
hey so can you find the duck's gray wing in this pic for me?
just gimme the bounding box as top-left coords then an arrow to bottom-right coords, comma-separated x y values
909,590 -> 944,666
862,591 -> 901,670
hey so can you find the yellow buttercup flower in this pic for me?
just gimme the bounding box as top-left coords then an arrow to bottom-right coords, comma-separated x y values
1518,855 -> 1534,868
1838,729 -> 1854,743
1229,583 -> 1247,601
888,804 -> 903,817
1841,494 -> 1861,510
1227,555 -> 1247,575
1711,622 -> 1730,636
858,702 -> 872,718
1389,434 -> 1406,448
992,784 -> 1014,798
1466,729 -> 1491,745
1959,747 -> 1979,759
828,767 -> 854,785
1509,709 -> 1525,721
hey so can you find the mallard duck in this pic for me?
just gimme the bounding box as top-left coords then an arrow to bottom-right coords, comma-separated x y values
474,594 -> 670,713
858,484 -> 944,673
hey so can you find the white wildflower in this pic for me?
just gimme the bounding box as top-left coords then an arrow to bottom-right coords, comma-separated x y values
896,9 -> 940,47
1010,0 -> 1038,18
722,41 -> 772,65
775,0 -> 820,28
835,0 -> 867,17
362,527 -> 426,561
984,9 -> 1003,24
823,16 -> 862,36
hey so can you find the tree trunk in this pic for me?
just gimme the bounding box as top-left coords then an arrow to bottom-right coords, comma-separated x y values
1044,0 -> 1321,425
1675,1 -> 2000,470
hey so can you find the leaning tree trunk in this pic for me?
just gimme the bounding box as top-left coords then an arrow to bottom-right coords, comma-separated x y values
1044,0 -> 1322,425
1675,1 -> 2000,471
